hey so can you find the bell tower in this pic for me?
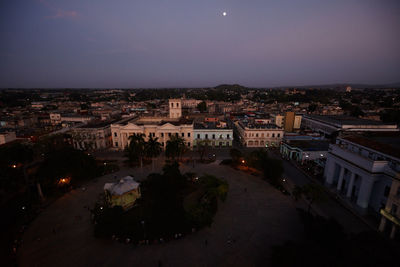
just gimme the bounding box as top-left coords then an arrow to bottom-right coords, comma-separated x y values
169,99 -> 182,119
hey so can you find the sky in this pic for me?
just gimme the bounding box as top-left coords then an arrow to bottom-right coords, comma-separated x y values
0,0 -> 400,88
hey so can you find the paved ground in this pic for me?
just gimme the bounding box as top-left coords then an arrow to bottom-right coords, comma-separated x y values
18,158 -> 304,267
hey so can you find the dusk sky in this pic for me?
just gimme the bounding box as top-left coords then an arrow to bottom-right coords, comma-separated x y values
1,0 -> 399,88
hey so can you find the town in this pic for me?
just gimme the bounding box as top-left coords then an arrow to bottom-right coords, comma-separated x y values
1,85 -> 399,266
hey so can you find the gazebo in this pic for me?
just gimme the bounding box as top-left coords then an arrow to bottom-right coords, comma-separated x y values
104,176 -> 141,210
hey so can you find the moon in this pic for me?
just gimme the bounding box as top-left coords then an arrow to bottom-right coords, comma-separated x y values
222,11 -> 227,16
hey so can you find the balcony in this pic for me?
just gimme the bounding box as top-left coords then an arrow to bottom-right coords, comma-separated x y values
329,145 -> 390,173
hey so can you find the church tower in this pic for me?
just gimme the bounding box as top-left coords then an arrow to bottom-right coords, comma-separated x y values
169,99 -> 182,119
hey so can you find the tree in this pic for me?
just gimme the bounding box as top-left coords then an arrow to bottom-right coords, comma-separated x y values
197,101 -> 207,112
292,183 -> 327,213
125,134 -> 146,168
307,103 -> 317,113
165,135 -> 187,161
196,139 -> 210,162
262,158 -> 284,187
145,135 -> 162,171
229,148 -> 243,165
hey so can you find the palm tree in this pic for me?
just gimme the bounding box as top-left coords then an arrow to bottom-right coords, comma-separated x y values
165,135 -> 186,161
125,133 -> 146,168
197,139 -> 210,162
145,135 -> 162,171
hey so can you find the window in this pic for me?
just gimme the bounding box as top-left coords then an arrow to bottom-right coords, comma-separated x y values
212,134 -> 215,139
175,133 -> 178,137
197,134 -> 200,139
187,142 -> 190,146
261,133 -> 264,137
188,133 -> 190,137
115,142 -> 118,147
277,133 -> 280,137
182,133 -> 184,137
177,103 -> 179,107
171,103 -> 174,107
114,132 -> 117,137
161,133 -> 164,137
272,133 -> 275,137
168,133 -> 171,137
205,134 -> 208,139
256,133 -> 259,137
227,134 -> 230,139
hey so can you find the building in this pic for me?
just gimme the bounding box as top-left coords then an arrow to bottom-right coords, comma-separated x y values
69,120 -> 113,151
280,139 -> 330,163
234,120 -> 284,148
169,99 -> 182,119
104,176 -> 141,210
272,112 -> 302,132
0,131 -> 17,145
111,116 -> 193,150
193,122 -> 233,148
379,178 -> 400,239
323,133 -> 400,217
302,115 -> 399,137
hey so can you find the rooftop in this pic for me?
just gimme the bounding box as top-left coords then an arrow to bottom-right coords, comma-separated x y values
341,132 -> 400,159
305,115 -> 397,127
239,120 -> 281,130
285,140 -> 330,151
194,122 -> 230,130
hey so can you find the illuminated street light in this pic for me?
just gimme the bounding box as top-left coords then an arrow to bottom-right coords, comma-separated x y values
241,160 -> 245,164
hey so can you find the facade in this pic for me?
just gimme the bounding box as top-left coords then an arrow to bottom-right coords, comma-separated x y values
234,120 -> 284,148
302,115 -> 399,137
284,112 -> 295,132
323,133 -> 400,217
280,139 -> 330,163
193,122 -> 233,148
69,121 -> 113,151
272,113 -> 302,132
111,116 -> 193,150
379,178 -> 400,239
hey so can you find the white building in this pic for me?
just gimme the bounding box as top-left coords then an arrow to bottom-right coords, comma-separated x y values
234,120 -> 284,148
193,122 -> 233,148
324,133 -> 400,216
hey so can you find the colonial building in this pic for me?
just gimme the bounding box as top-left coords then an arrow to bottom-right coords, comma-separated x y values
111,116 -> 193,150
193,122 -> 233,148
69,120 -> 113,151
234,120 -> 284,148
323,133 -> 400,218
